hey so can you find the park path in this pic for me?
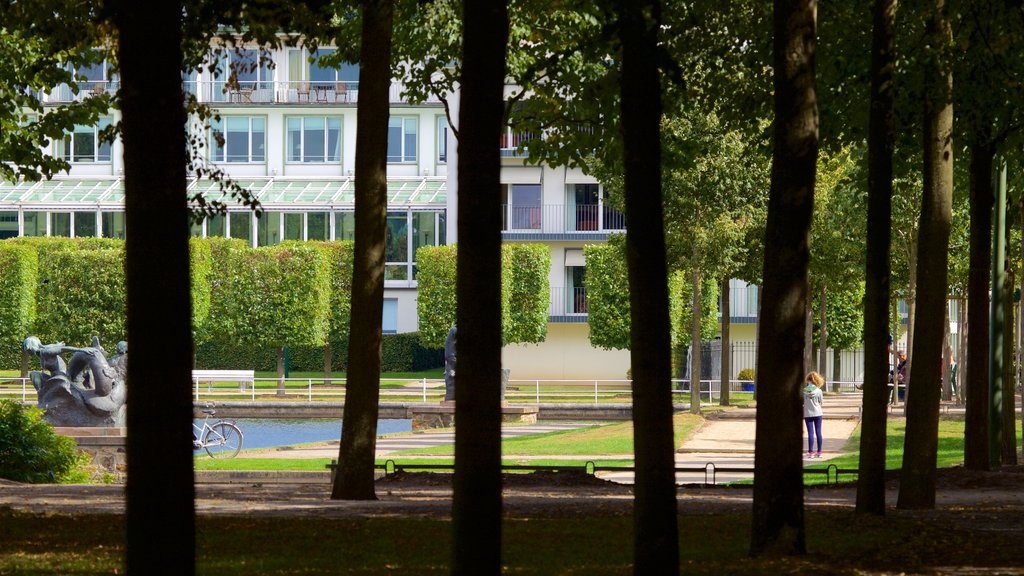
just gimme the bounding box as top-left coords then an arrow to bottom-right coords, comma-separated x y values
240,395 -> 867,486
597,393 -> 864,485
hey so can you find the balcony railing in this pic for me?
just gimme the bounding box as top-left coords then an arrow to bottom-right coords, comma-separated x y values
40,80 -> 441,106
501,204 -> 626,233
500,128 -> 536,157
549,286 -> 588,317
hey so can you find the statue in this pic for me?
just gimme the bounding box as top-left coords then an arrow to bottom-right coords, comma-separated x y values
444,323 -> 456,401
23,335 -> 127,427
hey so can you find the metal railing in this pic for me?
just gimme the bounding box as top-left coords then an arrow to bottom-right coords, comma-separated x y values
501,204 -> 627,233
549,286 -> 589,317
0,378 -> 33,402
39,80 -> 442,106
177,377 -> 779,404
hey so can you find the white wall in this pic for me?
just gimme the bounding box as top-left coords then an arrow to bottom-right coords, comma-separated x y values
502,323 -> 631,380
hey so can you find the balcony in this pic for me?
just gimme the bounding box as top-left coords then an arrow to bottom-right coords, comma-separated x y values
549,286 -> 588,320
501,204 -> 626,234
40,80 -> 442,106
500,128 -> 536,158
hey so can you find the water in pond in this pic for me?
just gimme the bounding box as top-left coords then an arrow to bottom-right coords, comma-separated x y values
192,418 -> 411,451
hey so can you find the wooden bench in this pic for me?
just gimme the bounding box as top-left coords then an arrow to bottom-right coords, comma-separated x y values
192,369 -> 256,392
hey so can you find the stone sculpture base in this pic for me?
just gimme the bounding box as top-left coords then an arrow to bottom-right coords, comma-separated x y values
410,402 -> 538,431
54,426 -> 127,481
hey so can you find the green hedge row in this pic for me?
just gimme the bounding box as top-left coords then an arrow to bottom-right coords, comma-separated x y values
194,332 -> 442,372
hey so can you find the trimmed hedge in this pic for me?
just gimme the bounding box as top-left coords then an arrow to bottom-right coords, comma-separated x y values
415,243 -> 549,349
194,332 -> 442,372
35,246 -> 126,348
0,244 -> 37,368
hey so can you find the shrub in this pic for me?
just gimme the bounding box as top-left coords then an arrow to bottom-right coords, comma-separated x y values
0,400 -> 89,483
0,243 -> 37,368
737,368 -> 755,381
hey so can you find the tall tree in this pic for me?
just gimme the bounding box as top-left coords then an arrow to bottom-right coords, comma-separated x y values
897,0 -> 954,510
113,1 -> 196,574
333,0 -> 394,501
617,0 -> 680,571
451,1 -> 507,573
856,0 -> 897,516
750,0 -> 818,556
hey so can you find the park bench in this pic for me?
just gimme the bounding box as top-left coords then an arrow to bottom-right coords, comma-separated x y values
192,369 -> 256,393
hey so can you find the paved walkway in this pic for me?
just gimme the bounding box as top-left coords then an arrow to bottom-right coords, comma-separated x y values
235,394 -> 875,486
599,393 -> 864,484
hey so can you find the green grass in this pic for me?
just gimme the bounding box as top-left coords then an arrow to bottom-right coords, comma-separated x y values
801,417 -> 1024,485
194,457 -> 632,472
394,413 -> 702,457
3,508 -> 1021,575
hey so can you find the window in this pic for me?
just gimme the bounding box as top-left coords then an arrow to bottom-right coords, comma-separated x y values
567,184 -> 599,231
211,49 -> 273,101
335,212 -> 355,241
210,117 -> 265,163
382,299 -> 398,334
229,212 -> 251,243
505,184 -> 542,230
387,117 -> 417,163
74,212 -> 97,238
257,212 -> 282,246
287,48 -> 359,101
63,119 -> 112,163
71,54 -> 116,95
51,213 -> 71,237
287,117 -> 342,162
307,212 -> 329,241
206,214 -> 226,237
566,266 -> 587,314
23,212 -> 45,236
0,212 -> 17,239
385,212 -> 409,280
437,116 -> 448,163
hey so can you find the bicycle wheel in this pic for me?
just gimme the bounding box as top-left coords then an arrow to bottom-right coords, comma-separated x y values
204,422 -> 243,458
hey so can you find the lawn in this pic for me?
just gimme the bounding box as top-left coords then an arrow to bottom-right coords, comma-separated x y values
3,508 -> 1020,575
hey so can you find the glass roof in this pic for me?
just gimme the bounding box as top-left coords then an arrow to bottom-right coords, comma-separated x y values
0,177 -> 447,207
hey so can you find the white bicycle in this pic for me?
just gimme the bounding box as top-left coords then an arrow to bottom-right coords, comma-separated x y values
193,408 -> 243,458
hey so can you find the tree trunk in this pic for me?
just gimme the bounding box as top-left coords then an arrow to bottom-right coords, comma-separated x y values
893,298 -> 901,406
720,278 -> 731,406
618,1 -> 679,571
332,0 -> 393,501
1002,248 -> 1017,464
20,348 -> 28,380
750,0 -> 817,556
805,300 -> 814,375
323,342 -> 332,386
690,265 -> 702,414
897,0 -> 953,510
115,2 -> 196,573
276,345 -> 286,396
819,284 -> 828,375
904,239 -> 918,404
959,297 -> 967,405
451,1 -> 507,573
965,136 -> 995,469
832,348 -> 841,392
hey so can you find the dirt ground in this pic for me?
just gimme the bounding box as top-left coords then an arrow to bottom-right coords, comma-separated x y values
3,465 -> 1024,523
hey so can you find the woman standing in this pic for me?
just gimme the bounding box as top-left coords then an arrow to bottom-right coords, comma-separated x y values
803,371 -> 824,458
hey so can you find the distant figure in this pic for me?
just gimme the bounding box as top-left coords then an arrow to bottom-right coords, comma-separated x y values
444,323 -> 457,401
947,349 -> 958,398
803,371 -> 824,459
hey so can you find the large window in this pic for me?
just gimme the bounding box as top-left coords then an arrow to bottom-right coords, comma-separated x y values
287,117 -> 342,163
229,212 -> 252,244
382,299 -> 398,334
212,49 -> 273,101
287,48 -> 359,102
0,212 -> 17,239
387,117 -> 417,163
335,212 -> 355,241
74,212 -> 96,237
63,119 -> 112,163
210,117 -> 265,163
102,212 -> 126,239
385,212 -> 409,280
254,211 -> 329,245
504,184 -> 542,230
437,116 -> 448,164
567,184 -> 599,231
